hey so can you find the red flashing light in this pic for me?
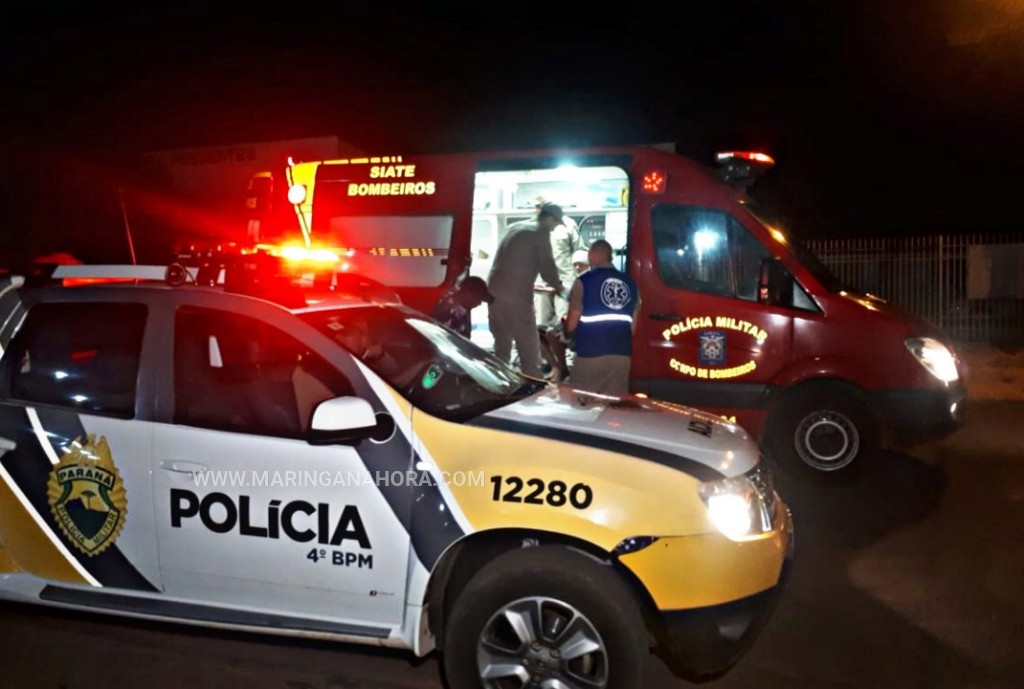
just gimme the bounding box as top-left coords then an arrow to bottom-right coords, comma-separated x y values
287,184 -> 307,205
62,277 -> 136,287
716,151 -> 775,166
641,170 -> 667,194
275,246 -> 340,264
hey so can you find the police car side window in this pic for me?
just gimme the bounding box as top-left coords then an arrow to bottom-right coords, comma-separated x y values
3,302 -> 147,418
174,307 -> 354,439
652,206 -> 770,301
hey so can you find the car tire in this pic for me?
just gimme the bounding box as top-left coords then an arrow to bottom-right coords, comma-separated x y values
768,383 -> 879,478
442,544 -> 649,689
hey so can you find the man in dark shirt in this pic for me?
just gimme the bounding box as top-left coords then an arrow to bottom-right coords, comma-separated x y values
432,276 -> 494,338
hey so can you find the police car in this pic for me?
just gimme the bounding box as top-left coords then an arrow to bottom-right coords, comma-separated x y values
0,250 -> 792,688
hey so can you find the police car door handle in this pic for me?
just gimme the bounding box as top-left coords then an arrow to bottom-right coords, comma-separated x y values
159,460 -> 208,474
649,313 -> 682,321
0,436 -> 15,457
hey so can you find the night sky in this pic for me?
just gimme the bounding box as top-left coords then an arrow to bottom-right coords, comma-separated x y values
2,2 -> 1024,261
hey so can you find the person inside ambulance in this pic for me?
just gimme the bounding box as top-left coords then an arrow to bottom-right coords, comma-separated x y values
532,195 -> 584,332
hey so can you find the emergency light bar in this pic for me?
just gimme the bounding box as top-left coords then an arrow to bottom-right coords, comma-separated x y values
52,265 -> 168,281
49,243 -> 335,299
715,151 -> 775,190
42,243 -> 397,308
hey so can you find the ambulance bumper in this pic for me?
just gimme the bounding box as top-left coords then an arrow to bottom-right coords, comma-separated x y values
877,385 -> 966,445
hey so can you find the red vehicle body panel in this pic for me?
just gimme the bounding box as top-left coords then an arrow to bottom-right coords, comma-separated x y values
267,145 -> 964,443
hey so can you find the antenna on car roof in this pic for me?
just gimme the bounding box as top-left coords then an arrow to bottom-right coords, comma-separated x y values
118,188 -> 138,266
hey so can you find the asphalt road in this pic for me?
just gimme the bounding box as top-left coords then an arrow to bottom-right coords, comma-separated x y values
1,401 -> 1022,689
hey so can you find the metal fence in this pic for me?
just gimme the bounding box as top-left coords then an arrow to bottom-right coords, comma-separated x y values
806,232 -> 1024,345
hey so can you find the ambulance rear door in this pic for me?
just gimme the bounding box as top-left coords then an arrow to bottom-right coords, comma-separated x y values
308,155 -> 476,315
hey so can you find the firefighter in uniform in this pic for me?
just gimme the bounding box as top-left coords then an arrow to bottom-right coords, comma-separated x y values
487,202 -> 566,378
565,239 -> 639,395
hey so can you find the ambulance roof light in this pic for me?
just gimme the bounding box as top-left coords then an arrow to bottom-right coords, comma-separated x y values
715,151 -> 775,190
716,151 -> 775,165
641,170 -> 667,194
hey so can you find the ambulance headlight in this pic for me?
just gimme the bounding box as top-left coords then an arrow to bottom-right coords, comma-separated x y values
905,337 -> 959,383
698,468 -> 774,540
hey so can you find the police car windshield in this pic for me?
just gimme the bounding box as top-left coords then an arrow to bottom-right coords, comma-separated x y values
301,306 -> 545,422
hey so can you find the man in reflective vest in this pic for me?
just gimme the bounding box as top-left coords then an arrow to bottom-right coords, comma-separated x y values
565,239 -> 639,395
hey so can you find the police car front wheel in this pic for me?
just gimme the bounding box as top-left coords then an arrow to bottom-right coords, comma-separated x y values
442,545 -> 648,689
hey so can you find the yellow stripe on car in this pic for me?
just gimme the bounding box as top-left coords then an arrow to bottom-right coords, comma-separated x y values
411,410 -> 715,552
618,505 -> 792,609
0,477 -> 89,583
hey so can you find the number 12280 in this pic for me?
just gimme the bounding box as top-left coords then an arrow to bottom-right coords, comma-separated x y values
489,475 -> 593,509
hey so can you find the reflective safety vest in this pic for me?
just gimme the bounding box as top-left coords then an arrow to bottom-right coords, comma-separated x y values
575,266 -> 638,358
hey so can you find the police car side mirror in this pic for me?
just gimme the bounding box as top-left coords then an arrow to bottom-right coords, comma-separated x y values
758,257 -> 794,307
308,396 -> 379,445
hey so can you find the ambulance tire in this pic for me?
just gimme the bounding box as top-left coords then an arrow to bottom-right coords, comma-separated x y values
770,384 -> 879,478
442,545 -> 648,689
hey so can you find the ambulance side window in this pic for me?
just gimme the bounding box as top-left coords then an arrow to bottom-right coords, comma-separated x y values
652,206 -> 770,300
2,302 -> 147,418
173,307 -> 354,439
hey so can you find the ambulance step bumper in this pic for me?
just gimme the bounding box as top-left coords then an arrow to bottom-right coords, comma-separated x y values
877,386 -> 966,445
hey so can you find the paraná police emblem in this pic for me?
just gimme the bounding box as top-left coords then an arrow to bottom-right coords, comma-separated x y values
600,277 -> 631,310
47,435 -> 127,556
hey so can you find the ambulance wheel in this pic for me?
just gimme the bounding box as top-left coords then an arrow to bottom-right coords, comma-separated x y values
442,545 -> 648,689
770,384 -> 879,476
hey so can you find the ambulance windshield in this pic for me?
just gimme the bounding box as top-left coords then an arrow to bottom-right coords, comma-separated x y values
301,306 -> 546,422
743,201 -> 847,293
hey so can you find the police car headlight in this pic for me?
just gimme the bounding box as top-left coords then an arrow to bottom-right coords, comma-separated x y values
905,337 -> 959,383
698,468 -> 775,540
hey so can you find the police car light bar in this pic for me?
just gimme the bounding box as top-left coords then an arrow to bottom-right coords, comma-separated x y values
52,265 -> 170,281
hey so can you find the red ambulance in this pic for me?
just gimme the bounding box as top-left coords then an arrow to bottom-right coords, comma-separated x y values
249,145 -> 966,475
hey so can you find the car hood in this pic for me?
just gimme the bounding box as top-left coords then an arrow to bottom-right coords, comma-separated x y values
475,384 -> 760,479
838,289 -> 948,340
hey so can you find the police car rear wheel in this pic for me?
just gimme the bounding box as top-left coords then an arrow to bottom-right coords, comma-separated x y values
442,545 -> 648,689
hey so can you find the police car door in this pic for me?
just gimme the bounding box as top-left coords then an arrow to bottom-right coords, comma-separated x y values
0,291 -> 162,595
150,296 -> 411,631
